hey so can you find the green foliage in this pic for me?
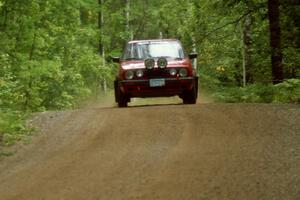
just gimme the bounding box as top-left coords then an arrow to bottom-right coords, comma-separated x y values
273,79 -> 300,103
212,79 -> 300,104
0,0 -> 115,146
212,84 -> 275,103
0,110 -> 31,146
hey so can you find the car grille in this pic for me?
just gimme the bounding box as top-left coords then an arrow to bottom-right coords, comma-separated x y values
144,69 -> 170,78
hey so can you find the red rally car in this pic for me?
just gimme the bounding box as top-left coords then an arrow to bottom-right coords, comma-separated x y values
113,39 -> 198,107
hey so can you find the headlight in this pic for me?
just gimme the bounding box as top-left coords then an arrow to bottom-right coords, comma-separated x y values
169,69 -> 177,76
179,68 -> 188,77
125,70 -> 134,79
136,69 -> 144,78
157,57 -> 168,68
145,58 -> 155,69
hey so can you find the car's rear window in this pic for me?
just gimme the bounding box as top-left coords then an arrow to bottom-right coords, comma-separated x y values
122,41 -> 185,60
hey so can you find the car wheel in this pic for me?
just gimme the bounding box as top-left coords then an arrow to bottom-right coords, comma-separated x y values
183,79 -> 198,104
117,89 -> 129,108
118,93 -> 128,107
114,79 -> 119,103
114,79 -> 129,107
183,92 -> 196,104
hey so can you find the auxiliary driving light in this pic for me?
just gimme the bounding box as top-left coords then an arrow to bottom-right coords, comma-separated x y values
179,68 -> 188,77
157,57 -> 168,68
169,68 -> 177,76
136,69 -> 144,78
145,58 -> 155,69
125,70 -> 134,80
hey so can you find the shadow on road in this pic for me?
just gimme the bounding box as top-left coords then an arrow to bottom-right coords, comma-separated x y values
87,91 -> 213,109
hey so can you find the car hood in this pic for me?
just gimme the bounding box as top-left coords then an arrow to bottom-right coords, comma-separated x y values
121,59 -> 190,70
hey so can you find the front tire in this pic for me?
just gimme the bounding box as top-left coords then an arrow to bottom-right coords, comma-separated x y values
183,78 -> 198,104
118,91 -> 129,107
114,79 -> 119,103
115,80 -> 129,107
114,79 -> 130,108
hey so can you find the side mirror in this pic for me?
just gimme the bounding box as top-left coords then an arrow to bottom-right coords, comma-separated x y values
112,57 -> 120,63
189,53 -> 198,60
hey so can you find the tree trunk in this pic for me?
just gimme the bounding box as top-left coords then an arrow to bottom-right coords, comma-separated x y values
192,36 -> 197,70
125,0 -> 133,40
242,10 -> 253,84
98,0 -> 107,93
0,133 -> 3,146
268,0 -> 284,84
29,32 -> 36,60
98,0 -> 104,56
80,7 -> 89,25
1,0 -> 9,31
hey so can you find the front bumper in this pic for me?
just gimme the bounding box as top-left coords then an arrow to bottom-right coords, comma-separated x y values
119,77 -> 197,97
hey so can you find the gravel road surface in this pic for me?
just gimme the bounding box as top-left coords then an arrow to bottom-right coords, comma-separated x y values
0,99 -> 299,200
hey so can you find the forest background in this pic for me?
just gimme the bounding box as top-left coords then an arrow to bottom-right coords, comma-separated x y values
0,0 -> 299,146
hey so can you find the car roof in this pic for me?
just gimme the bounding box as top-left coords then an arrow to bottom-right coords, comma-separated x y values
128,39 -> 180,44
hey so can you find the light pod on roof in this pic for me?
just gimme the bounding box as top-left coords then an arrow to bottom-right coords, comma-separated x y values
157,57 -> 168,69
145,58 -> 155,70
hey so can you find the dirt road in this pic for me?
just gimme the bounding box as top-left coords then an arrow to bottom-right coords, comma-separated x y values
0,99 -> 299,199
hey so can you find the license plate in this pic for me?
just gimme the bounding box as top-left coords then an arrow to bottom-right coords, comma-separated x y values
149,79 -> 165,87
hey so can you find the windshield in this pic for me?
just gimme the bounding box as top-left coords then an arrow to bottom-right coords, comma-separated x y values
122,41 -> 185,60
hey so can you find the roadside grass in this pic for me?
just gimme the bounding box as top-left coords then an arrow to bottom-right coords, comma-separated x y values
202,79 -> 300,104
0,110 -> 33,157
0,91 -> 112,157
0,111 -> 31,145
0,151 -> 14,157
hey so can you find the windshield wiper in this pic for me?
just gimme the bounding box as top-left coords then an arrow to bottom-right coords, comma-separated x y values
124,57 -> 143,61
173,57 -> 183,60
153,56 -> 183,60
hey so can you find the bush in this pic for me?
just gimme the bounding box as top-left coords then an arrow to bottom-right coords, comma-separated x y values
211,79 -> 300,103
273,79 -> 300,103
212,84 -> 274,103
0,110 -> 31,147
